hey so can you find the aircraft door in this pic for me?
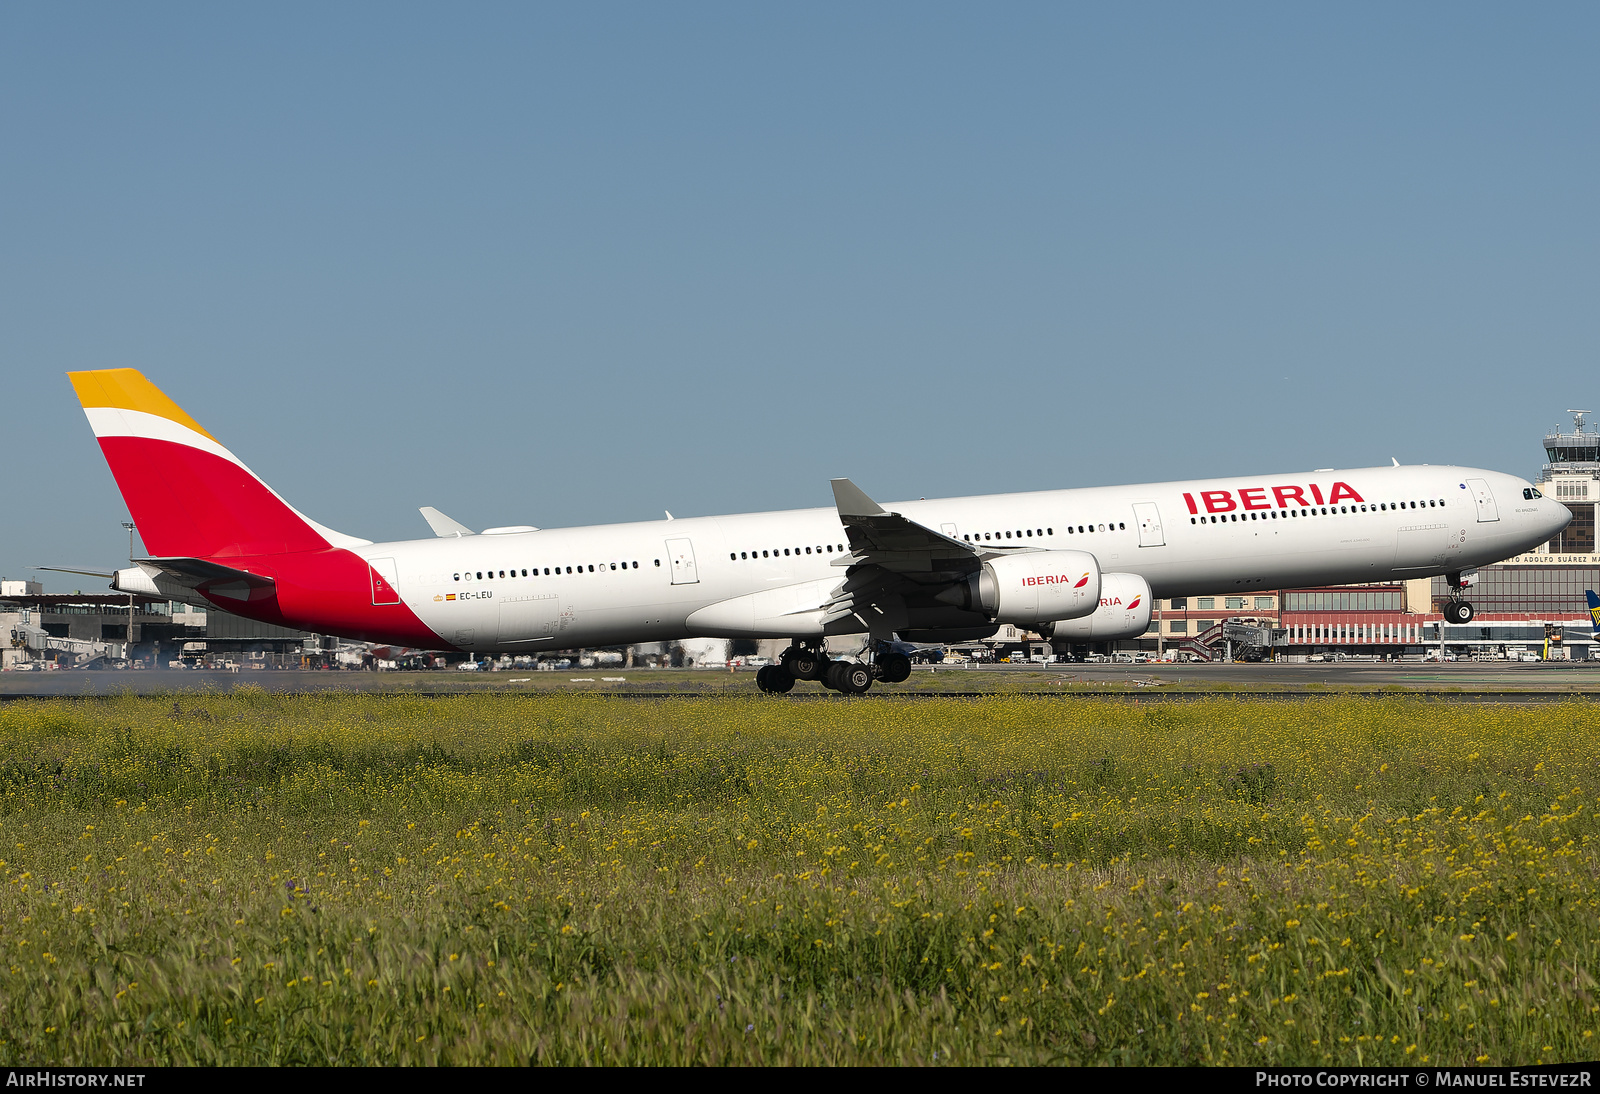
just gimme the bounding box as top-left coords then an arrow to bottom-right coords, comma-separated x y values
1467,479 -> 1499,522
665,537 -> 699,584
1132,502 -> 1165,547
369,558 -> 401,605
940,523 -> 958,538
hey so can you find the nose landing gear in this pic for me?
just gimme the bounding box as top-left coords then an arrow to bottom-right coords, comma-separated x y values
1444,571 -> 1477,625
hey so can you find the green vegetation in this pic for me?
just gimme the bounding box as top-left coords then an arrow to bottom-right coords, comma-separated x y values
1,692 -> 1596,1065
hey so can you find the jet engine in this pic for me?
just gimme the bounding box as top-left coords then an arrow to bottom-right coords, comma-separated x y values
1039,573 -> 1152,642
935,550 -> 1100,626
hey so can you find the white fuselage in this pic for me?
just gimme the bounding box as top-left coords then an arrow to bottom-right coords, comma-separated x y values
354,465 -> 1569,653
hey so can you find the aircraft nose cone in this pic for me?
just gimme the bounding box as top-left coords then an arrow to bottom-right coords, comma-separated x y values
1547,500 -> 1573,538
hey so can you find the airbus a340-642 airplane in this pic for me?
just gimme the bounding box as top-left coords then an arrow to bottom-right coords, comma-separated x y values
61,369 -> 1569,693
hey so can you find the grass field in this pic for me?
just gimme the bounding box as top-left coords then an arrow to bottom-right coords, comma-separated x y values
1,691 -> 1596,1065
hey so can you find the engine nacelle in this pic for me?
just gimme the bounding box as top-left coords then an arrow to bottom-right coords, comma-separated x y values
1039,573 -> 1152,641
938,550 -> 1101,626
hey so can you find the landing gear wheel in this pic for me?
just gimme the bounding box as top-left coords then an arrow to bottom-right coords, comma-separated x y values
783,648 -> 826,681
875,652 -> 912,683
1444,601 -> 1475,625
756,665 -> 796,694
825,661 -> 873,694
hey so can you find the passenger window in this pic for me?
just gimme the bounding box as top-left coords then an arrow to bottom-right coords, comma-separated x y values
453,573 -> 460,581
1047,527 -> 1052,535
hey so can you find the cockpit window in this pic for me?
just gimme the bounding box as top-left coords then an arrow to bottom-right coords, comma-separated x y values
1523,487 -> 1544,500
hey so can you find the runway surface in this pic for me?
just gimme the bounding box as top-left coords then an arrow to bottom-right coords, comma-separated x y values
5,660 -> 1600,700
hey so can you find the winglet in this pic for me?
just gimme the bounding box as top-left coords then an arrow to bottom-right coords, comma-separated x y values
830,478 -> 887,517
419,507 -> 475,538
1392,457 -> 1400,467
1587,590 -> 1600,634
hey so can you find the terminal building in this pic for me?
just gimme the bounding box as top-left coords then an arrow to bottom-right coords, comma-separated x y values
2,579 -> 328,671
1132,410 -> 1600,661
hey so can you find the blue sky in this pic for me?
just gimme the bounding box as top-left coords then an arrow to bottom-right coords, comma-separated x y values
3,3 -> 1596,586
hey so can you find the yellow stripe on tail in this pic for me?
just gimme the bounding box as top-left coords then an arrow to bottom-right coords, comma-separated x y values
67,369 -> 219,444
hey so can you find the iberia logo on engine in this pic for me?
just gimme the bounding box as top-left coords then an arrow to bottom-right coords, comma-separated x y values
1023,572 -> 1092,588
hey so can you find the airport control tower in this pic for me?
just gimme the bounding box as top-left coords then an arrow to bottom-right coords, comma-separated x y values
1535,410 -> 1598,555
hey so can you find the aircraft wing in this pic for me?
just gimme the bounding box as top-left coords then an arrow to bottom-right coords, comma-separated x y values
821,479 -> 1027,634
829,478 -> 981,574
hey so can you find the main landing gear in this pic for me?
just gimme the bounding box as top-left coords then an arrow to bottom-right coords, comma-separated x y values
754,641 -> 913,696
1443,601 -> 1475,624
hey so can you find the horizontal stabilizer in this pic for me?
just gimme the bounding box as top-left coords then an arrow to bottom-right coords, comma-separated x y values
33,565 -> 117,578
135,556 -> 277,603
420,507 -> 475,538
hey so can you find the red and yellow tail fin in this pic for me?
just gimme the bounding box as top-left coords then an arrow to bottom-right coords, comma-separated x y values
69,369 -> 359,560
